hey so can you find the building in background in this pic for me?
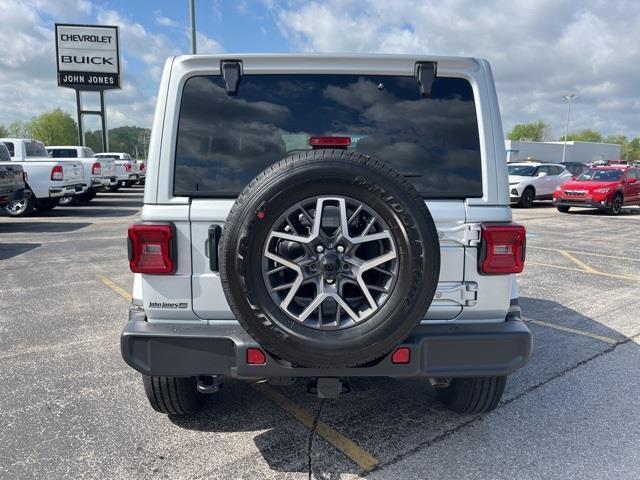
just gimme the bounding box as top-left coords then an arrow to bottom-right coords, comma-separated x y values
505,140 -> 621,163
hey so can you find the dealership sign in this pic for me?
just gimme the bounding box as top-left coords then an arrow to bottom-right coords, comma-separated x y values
55,24 -> 121,90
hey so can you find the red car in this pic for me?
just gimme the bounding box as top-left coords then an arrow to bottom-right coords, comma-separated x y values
553,165 -> 640,215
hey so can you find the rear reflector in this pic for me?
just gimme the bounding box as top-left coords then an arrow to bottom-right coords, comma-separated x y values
127,223 -> 175,274
391,347 -> 411,364
247,348 -> 266,365
92,162 -> 101,175
479,223 -> 526,274
309,136 -> 351,149
51,165 -> 63,181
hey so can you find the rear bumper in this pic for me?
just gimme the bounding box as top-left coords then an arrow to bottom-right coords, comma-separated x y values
121,309 -> 532,379
92,176 -> 116,188
49,183 -> 87,198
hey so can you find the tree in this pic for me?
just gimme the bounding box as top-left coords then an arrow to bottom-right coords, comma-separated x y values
25,108 -> 77,145
626,137 -> 640,161
559,129 -> 603,143
0,124 -> 8,137
7,120 -> 28,138
84,126 -> 151,158
507,121 -> 550,142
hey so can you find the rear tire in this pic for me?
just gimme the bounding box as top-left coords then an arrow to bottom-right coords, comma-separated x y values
58,196 -> 78,206
5,190 -> 35,217
108,184 -> 121,192
77,190 -> 96,203
556,205 -> 570,213
142,375 -> 205,415
518,187 -> 535,208
437,376 -> 506,414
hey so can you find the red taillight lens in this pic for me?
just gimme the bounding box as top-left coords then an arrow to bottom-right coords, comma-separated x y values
127,224 -> 175,274
92,162 -> 101,175
51,165 -> 63,181
124,163 -> 132,172
247,348 -> 266,365
391,347 -> 411,364
139,163 -> 145,171
479,223 -> 526,274
309,136 -> 351,149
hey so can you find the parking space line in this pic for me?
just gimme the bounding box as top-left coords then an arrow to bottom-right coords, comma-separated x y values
558,250 -> 599,274
527,262 -> 640,282
524,317 -> 617,345
253,382 -> 380,472
98,275 -> 132,302
529,246 -> 640,262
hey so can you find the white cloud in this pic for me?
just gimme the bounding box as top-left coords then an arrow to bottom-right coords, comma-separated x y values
154,10 -> 178,28
276,0 -> 640,138
196,32 -> 224,54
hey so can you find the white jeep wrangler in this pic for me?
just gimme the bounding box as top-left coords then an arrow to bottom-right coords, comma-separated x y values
121,54 -> 531,416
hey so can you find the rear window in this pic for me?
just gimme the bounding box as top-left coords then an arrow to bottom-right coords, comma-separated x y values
25,141 -> 48,157
174,74 -> 482,198
3,142 -> 15,156
0,144 -> 10,161
48,148 -> 78,158
576,169 -> 624,181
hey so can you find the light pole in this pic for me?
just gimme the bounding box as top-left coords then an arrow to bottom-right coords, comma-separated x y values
189,0 -> 197,54
561,94 -> 577,163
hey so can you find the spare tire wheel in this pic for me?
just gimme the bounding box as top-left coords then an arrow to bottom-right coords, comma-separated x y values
219,150 -> 440,368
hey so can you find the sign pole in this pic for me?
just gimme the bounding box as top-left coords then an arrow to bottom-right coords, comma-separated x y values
75,89 -> 84,146
100,90 -> 109,152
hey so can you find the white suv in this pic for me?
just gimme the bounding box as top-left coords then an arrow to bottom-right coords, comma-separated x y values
508,162 -> 571,208
121,54 -> 532,417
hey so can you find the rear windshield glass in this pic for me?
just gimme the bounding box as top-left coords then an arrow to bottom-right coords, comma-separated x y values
174,74 -> 482,198
0,144 -> 10,161
576,169 -> 624,181
48,148 -> 78,158
25,141 -> 48,157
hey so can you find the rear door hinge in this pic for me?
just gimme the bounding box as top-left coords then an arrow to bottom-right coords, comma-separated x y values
221,60 -> 242,96
434,282 -> 478,307
415,61 -> 437,97
438,224 -> 481,247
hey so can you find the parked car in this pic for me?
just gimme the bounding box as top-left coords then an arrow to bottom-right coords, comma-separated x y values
561,161 -> 589,177
121,54 -> 532,417
47,146 -> 117,205
508,162 -> 572,207
0,138 -> 86,216
0,143 -> 26,209
553,165 -> 640,215
94,152 -> 140,190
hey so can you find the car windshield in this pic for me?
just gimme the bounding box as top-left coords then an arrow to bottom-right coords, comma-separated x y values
508,165 -> 537,176
576,169 -> 624,181
48,148 -> 78,158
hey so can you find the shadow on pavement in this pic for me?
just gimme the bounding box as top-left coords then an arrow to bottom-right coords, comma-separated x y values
0,221 -> 91,233
0,242 -> 41,260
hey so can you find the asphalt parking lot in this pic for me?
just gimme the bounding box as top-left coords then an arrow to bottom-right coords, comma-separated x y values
1,192 -> 639,479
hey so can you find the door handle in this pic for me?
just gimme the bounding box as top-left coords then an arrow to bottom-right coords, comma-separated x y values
208,225 -> 222,272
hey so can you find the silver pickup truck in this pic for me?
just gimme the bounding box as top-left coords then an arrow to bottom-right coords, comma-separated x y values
0,138 -> 86,216
121,54 -> 532,417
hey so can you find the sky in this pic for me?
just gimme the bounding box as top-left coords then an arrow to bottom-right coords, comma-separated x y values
1,0 -> 639,139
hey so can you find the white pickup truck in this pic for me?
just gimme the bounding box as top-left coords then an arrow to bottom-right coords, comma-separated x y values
47,146 -> 117,205
94,152 -> 142,190
0,143 -> 26,209
0,138 -> 86,216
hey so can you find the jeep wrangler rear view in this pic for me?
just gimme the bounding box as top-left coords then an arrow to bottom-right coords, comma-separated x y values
121,54 -> 532,416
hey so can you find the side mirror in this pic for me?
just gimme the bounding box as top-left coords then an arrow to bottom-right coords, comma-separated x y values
537,171 -> 547,177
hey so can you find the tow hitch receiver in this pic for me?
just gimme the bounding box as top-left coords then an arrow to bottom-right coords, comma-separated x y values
308,378 -> 350,399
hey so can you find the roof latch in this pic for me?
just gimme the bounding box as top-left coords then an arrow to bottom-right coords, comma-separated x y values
221,60 -> 242,96
415,62 -> 437,97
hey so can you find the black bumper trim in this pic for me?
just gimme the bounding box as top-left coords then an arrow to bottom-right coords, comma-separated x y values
121,309 -> 532,379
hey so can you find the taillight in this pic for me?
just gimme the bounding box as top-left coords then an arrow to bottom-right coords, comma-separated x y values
127,223 -> 176,274
479,223 -> 526,274
309,136 -> 351,149
92,162 -> 101,175
124,163 -> 132,172
139,163 -> 145,171
51,165 -> 63,181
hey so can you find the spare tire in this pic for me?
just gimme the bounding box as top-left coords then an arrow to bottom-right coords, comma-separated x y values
219,150 -> 440,368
